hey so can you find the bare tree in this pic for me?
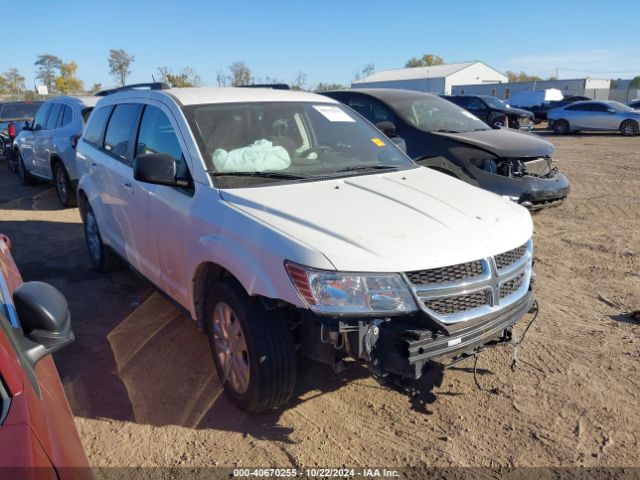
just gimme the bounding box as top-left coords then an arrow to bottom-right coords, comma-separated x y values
314,82 -> 347,92
108,49 -> 135,86
353,63 -> 375,82
291,71 -> 307,90
34,54 -> 62,92
157,66 -> 202,87
2,68 -> 26,94
216,69 -> 229,87
228,61 -> 252,86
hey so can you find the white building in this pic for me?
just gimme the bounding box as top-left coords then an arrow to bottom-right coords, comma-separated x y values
351,61 -> 508,95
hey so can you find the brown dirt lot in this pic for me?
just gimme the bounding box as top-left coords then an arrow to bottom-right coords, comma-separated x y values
1,132 -> 639,469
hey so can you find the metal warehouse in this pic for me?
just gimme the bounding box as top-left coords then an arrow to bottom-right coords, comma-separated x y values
351,61 -> 508,95
452,78 -> 611,100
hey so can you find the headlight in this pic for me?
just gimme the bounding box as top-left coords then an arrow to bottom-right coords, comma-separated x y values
285,262 -> 417,315
502,195 -> 520,203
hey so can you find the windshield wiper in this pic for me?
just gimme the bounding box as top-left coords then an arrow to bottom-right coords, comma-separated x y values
207,171 -> 311,180
433,129 -> 461,133
329,165 -> 400,174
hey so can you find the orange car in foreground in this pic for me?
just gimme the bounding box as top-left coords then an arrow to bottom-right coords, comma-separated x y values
0,234 -> 92,480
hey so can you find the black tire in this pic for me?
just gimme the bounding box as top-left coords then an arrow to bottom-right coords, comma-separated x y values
53,161 -> 77,208
16,151 -> 34,186
619,119 -> 639,137
206,278 -> 296,413
82,205 -> 121,271
553,119 -> 570,135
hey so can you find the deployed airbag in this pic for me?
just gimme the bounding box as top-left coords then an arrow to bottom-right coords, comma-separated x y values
212,139 -> 291,172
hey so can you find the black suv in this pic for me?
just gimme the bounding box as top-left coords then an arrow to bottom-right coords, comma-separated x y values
443,95 -> 534,130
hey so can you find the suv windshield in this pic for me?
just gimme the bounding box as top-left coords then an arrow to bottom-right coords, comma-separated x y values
183,101 -> 414,187
385,95 -> 491,134
482,96 -> 507,109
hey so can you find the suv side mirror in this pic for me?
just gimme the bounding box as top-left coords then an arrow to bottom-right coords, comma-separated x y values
133,153 -> 188,187
23,121 -> 32,131
13,282 -> 74,366
376,121 -> 398,138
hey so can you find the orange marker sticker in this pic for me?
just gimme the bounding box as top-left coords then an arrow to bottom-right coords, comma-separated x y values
371,138 -> 386,147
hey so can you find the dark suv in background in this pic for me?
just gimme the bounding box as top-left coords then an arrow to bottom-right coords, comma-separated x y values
443,95 -> 534,130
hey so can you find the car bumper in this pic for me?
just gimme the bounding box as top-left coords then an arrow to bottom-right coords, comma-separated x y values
518,172 -> 571,210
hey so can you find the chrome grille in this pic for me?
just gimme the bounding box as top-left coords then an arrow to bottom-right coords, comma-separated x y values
406,260 -> 484,285
405,240 -> 533,324
495,244 -> 528,270
424,290 -> 489,315
499,272 -> 526,299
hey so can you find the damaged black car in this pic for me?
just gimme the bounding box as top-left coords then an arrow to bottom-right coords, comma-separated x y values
322,89 -> 570,210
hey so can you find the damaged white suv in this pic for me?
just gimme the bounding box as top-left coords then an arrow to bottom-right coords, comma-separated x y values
76,85 -> 535,412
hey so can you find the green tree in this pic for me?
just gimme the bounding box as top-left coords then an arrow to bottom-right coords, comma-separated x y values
108,49 -> 134,86
505,70 -> 543,82
34,54 -> 62,92
1,68 -> 25,94
157,66 -> 202,87
55,61 -> 84,93
405,54 -> 444,68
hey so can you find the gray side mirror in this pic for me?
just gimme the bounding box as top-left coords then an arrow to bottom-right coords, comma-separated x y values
13,282 -> 74,366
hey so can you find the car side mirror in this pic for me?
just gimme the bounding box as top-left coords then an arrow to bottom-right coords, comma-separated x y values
23,121 -> 32,131
13,282 -> 74,366
133,153 -> 188,187
375,121 -> 398,138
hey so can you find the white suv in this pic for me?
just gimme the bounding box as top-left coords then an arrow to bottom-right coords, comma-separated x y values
76,85 -> 535,412
14,96 -> 100,207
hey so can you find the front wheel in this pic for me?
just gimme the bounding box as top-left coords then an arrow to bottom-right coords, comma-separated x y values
83,205 -> 121,271
553,119 -> 570,135
206,279 -> 296,412
620,120 -> 639,137
54,162 -> 77,208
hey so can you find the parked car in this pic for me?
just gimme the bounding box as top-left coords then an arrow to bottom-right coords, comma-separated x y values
0,101 -> 43,170
443,95 -> 534,130
505,89 -> 585,123
13,96 -> 99,207
323,89 -> 570,210
76,85 -> 536,412
0,234 -> 91,478
628,99 -> 640,110
548,100 -> 640,136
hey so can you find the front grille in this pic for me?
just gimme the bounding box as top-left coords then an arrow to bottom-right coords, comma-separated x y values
423,290 -> 489,315
499,272 -> 525,299
495,244 -> 527,270
406,260 -> 484,285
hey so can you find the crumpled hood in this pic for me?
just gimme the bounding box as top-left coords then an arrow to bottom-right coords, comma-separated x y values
221,167 -> 533,272
433,128 -> 554,158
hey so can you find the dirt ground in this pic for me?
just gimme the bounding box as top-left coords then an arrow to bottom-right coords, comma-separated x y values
1,131 -> 639,469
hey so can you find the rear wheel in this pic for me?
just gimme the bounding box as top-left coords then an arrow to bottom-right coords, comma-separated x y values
53,161 -> 77,208
83,205 -> 121,271
553,119 -> 570,135
619,120 -> 639,136
206,279 -> 296,412
17,151 -> 34,186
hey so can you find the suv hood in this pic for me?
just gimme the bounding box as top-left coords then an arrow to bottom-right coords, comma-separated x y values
502,106 -> 534,117
220,167 -> 533,273
432,128 -> 553,158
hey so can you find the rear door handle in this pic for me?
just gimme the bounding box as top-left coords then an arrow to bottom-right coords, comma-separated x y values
121,182 -> 134,193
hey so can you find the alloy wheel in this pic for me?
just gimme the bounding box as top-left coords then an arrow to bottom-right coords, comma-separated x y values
212,302 -> 250,394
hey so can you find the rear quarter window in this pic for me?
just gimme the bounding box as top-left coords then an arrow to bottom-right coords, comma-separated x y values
83,106 -> 113,146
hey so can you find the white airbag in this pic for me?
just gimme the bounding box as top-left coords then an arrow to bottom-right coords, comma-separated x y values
212,139 -> 291,172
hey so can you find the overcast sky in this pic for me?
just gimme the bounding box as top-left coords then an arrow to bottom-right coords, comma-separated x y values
4,0 -> 639,89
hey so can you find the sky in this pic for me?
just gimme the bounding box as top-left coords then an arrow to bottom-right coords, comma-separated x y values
3,0 -> 640,90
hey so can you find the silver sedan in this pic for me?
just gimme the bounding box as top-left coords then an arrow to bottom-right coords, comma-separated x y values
548,100 -> 640,136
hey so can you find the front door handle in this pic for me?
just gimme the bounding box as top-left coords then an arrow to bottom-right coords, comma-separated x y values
121,182 -> 134,193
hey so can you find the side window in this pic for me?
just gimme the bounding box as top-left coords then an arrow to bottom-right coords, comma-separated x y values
136,105 -> 187,178
45,103 -> 63,130
589,103 -> 608,112
83,106 -> 113,146
468,98 -> 485,110
103,104 -> 141,162
59,105 -> 73,127
371,100 -> 396,124
566,103 -> 590,111
32,103 -> 51,131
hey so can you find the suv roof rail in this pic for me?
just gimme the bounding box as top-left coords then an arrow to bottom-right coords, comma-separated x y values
239,83 -> 291,90
95,82 -> 171,97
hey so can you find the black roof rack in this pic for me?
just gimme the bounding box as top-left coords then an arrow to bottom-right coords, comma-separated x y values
239,83 -> 290,90
95,82 -> 170,96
